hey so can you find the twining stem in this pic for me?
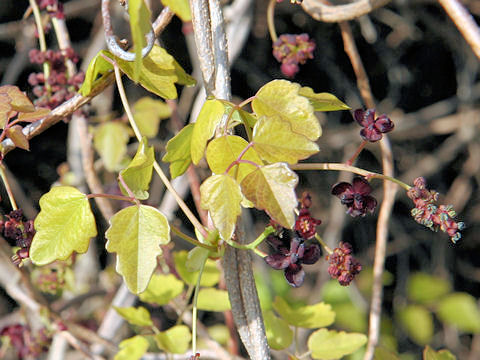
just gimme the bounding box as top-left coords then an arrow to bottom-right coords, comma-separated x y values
315,233 -> 332,255
29,0 -> 50,92
86,193 -> 135,203
224,142 -> 256,174
191,259 -> 206,355
110,61 -> 208,239
290,163 -> 411,191
238,96 -> 255,109
117,173 -> 140,205
225,226 -> 275,251
346,140 -> 367,165
170,225 -> 216,251
0,164 -> 17,210
267,0 -> 278,42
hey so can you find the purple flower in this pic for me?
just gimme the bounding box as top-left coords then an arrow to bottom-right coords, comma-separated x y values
272,33 -> 315,78
264,233 -> 321,287
331,177 -> 377,217
326,242 -> 362,286
354,109 -> 394,142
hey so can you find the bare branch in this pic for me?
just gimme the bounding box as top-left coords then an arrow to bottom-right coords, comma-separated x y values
301,0 -> 391,23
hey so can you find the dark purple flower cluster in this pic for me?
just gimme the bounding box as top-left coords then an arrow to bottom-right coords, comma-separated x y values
265,232 -> 321,287
294,192 -> 322,239
326,242 -> 362,286
37,0 -> 64,19
272,33 -> 315,78
28,49 -> 84,109
354,108 -> 394,142
331,177 -> 377,217
0,209 -> 35,266
0,324 -> 49,358
407,177 -> 464,243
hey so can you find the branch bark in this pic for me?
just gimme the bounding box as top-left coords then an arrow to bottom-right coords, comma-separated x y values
301,0 -> 390,23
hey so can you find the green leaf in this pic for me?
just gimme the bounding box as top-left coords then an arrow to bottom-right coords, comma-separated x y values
207,324 -> 230,346
191,99 -> 225,164
206,135 -> 263,183
173,250 -> 220,287
133,97 -> 171,138
263,309 -> 293,350
298,86 -> 350,111
30,186 -> 97,265
436,292 -> 480,333
114,336 -> 149,360
252,116 -> 319,164
119,137 -> 154,200
273,296 -> 335,328
374,346 -> 400,360
161,0 -> 191,21
128,0 -> 152,82
200,175 -> 242,240
113,306 -> 153,327
407,273 -> 451,304
79,51 -> 113,96
307,329 -> 367,360
238,108 -> 257,128
398,305 -> 433,345
0,85 -> 34,112
108,45 -> 192,99
154,325 -> 191,354
6,125 -> 29,151
331,303 -> 367,333
138,273 -> 184,305
240,163 -> 298,228
423,346 -> 457,360
93,122 -> 130,172
252,79 -> 320,141
162,123 -> 194,179
186,246 -> 209,272
106,204 -> 170,294
197,288 -> 231,311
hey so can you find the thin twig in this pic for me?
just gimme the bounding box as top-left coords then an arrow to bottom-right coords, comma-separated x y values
438,0 -> 480,60
302,0 -> 391,23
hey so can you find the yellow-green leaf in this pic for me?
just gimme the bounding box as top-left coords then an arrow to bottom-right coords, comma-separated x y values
128,0 -> 152,82
93,122 -> 130,172
107,46 -> 193,99
161,0 -> 191,21
114,336 -> 149,360
200,174 -> 242,240
133,97 -> 171,138
79,50 -> 113,96
173,250 -> 220,287
162,123 -> 194,179
197,288 -> 231,311
30,186 -> 97,265
252,79 -> 320,141
17,107 -> 50,122
119,137 -> 154,200
0,93 -> 12,129
407,273 -> 451,304
113,306 -> 153,327
298,86 -> 350,111
307,329 -> 367,359
263,309 -> 293,350
206,135 -> 263,183
273,296 -> 335,328
436,292 -> 480,333
252,116 -> 319,164
106,205 -> 170,294
138,273 -> 184,305
154,325 -> 191,354
398,305 -> 434,345
240,163 -> 298,228
191,99 -> 225,164
6,125 -> 29,150
0,85 -> 34,112
423,345 -> 457,360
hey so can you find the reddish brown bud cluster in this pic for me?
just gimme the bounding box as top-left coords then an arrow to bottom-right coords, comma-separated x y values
37,0 -> 64,19
326,242 -> 362,286
0,209 -> 35,266
28,49 -> 84,110
272,33 -> 315,77
407,177 -> 464,243
0,324 -> 49,358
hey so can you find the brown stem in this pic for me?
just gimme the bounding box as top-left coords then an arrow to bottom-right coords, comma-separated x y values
302,0 -> 390,23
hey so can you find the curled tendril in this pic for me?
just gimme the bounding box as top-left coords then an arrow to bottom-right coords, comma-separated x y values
102,0 -> 155,61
